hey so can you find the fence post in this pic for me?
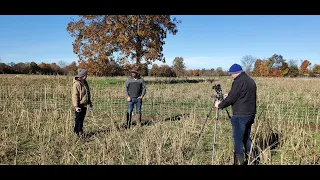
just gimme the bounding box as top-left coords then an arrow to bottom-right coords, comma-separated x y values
44,85 -> 47,110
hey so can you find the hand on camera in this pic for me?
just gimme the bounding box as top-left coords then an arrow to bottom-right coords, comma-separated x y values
215,100 -> 221,108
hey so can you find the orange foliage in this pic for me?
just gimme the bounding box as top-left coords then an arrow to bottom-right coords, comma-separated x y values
259,61 -> 269,77
192,69 -> 200,76
300,60 -> 311,74
252,59 -> 263,76
271,67 -> 281,77
67,15 -> 181,75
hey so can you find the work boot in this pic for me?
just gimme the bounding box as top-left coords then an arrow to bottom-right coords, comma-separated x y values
247,148 -> 260,165
233,153 -> 245,165
137,113 -> 142,127
126,112 -> 132,129
79,131 -> 85,138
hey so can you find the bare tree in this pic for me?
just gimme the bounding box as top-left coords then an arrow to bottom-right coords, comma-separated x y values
58,60 -> 67,68
287,59 -> 299,77
240,55 -> 256,75
288,59 -> 298,67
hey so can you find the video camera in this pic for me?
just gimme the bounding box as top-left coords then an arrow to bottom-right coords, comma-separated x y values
212,84 -> 224,101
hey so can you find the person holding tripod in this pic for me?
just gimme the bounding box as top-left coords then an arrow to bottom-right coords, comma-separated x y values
125,67 -> 146,128
214,63 -> 257,165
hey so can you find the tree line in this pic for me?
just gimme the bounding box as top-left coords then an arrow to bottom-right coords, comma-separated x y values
241,54 -> 319,77
0,58 -> 228,77
0,54 -> 318,77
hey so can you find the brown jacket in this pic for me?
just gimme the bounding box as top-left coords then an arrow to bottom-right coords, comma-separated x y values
72,77 -> 91,108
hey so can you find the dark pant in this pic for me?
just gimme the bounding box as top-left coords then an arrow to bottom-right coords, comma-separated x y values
74,107 -> 87,134
231,114 -> 255,157
128,97 -> 142,114
127,97 -> 142,128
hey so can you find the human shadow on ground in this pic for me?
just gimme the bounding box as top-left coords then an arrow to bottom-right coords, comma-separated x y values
82,114 -> 190,139
248,132 -> 280,165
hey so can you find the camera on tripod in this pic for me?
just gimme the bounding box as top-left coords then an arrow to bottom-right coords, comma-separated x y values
212,84 -> 224,101
212,84 -> 222,93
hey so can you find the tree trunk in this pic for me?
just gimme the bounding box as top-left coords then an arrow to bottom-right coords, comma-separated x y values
136,37 -> 143,66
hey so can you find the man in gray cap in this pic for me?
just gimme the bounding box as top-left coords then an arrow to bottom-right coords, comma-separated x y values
125,67 -> 146,128
72,68 -> 93,137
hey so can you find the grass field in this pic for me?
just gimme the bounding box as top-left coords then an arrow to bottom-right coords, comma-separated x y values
0,74 -> 319,165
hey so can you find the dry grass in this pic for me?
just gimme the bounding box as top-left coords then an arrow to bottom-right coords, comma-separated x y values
0,74 -> 319,165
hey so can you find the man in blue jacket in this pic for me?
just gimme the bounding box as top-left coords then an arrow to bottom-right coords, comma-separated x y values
125,67 -> 146,128
215,63 -> 257,165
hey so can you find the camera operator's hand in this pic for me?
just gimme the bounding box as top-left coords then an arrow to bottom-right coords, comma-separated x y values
223,94 -> 228,99
215,100 -> 221,108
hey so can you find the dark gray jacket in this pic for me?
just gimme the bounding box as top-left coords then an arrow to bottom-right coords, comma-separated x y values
125,77 -> 146,98
218,72 -> 257,115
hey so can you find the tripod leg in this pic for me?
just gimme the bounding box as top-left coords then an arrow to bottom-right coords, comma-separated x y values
192,102 -> 215,160
225,109 -> 231,119
196,103 -> 214,145
212,107 -> 218,164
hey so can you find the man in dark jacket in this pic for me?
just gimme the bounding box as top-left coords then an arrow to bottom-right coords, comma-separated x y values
215,63 -> 257,165
125,68 -> 146,128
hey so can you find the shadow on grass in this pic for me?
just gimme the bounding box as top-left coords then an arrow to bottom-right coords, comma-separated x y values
82,114 -> 190,139
249,132 -> 280,165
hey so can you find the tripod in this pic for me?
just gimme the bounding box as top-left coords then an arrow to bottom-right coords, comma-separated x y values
194,84 -> 231,164
211,98 -> 231,164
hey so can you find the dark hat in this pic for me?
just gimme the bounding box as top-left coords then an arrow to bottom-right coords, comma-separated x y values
130,68 -> 139,74
228,64 -> 243,74
77,68 -> 88,77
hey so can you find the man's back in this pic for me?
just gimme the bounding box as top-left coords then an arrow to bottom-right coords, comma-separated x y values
232,72 -> 257,115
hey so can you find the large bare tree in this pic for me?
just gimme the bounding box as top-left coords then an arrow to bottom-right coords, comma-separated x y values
240,55 -> 256,75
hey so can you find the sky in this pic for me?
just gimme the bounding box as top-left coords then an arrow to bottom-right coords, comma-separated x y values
0,15 -> 320,70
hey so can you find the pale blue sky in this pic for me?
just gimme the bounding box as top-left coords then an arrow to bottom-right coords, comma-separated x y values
0,15 -> 320,70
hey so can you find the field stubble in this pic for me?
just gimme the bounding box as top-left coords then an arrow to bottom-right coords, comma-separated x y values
0,75 -> 319,165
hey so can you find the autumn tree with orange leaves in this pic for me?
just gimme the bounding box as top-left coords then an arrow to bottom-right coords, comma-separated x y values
158,65 -> 175,77
299,60 -> 311,75
150,64 -> 159,76
252,59 -> 262,76
63,61 -> 77,75
66,15 -> 181,75
252,59 -> 268,77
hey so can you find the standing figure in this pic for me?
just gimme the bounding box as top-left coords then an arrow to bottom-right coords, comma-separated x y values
125,68 -> 146,128
72,68 -> 93,137
215,63 -> 257,165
